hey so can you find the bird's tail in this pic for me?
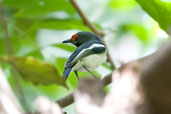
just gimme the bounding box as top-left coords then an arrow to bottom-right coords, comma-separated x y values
62,68 -> 73,79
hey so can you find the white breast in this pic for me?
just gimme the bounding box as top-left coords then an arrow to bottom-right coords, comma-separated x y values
73,52 -> 106,72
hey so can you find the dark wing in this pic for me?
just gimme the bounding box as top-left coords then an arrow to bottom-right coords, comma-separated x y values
64,40 -> 106,69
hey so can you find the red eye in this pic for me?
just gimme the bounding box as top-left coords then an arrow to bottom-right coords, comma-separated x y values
71,34 -> 78,41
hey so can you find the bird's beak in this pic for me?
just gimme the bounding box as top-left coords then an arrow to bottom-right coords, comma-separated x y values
62,39 -> 72,43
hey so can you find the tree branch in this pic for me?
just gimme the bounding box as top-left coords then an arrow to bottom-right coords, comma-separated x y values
106,50 -> 115,69
56,72 -> 112,108
70,0 -> 104,37
69,0 -> 115,69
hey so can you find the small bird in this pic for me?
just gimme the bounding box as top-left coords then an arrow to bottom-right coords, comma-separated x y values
62,31 -> 106,80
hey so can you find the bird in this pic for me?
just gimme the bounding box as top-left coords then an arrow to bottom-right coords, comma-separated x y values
62,31 -> 106,80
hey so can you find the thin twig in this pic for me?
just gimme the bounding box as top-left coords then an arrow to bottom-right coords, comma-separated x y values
103,43 -> 115,69
70,0 -> 115,69
0,2 -> 30,112
70,0 -> 104,37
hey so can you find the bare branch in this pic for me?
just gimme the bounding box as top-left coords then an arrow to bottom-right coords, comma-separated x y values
70,0 -> 104,37
106,50 -> 115,69
56,72 -> 112,108
57,93 -> 74,108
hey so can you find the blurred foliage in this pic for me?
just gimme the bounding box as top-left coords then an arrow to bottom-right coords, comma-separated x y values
0,0 -> 170,113
136,0 -> 171,34
53,44 -> 76,52
0,56 -> 67,87
29,19 -> 90,32
3,0 -> 75,18
118,23 -> 155,44
110,0 -> 138,10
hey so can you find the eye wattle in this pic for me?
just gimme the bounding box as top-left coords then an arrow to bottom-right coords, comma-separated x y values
71,34 -> 78,41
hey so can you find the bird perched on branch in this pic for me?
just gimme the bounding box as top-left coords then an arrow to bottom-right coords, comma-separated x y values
62,31 -> 106,80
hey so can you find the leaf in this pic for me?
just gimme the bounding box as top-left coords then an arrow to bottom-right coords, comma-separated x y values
10,37 -> 40,56
102,63 -> 113,70
110,0 -> 138,10
0,39 -> 6,55
29,19 -> 90,31
3,0 -> 75,18
120,24 -> 155,43
0,56 -> 67,88
24,50 -> 44,60
53,44 -> 76,52
104,85 -> 110,94
136,0 -> 171,34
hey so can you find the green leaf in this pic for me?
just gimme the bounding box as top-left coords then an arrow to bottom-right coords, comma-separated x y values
0,39 -> 6,55
29,19 -> 90,31
104,85 -> 110,94
0,36 -> 43,59
110,0 -> 138,10
53,44 -> 76,52
24,50 -> 44,60
3,0 -> 75,18
120,24 -> 155,43
136,0 -> 171,34
102,63 -> 113,70
10,37 -> 40,55
0,56 -> 67,88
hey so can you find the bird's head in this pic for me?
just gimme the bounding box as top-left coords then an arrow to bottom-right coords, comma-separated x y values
62,31 -> 101,47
